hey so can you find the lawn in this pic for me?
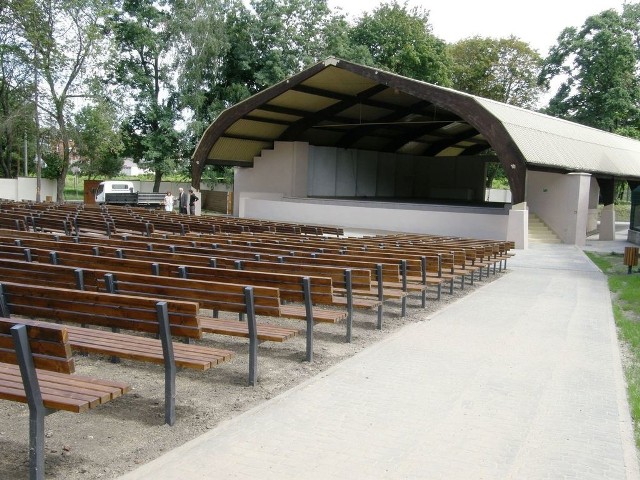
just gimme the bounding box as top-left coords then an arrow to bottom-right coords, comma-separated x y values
586,250 -> 640,447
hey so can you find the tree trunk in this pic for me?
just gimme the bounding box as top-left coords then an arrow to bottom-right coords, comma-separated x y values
153,170 -> 162,192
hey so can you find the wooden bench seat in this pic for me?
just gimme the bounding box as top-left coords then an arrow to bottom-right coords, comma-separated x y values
0,281 -> 235,425
0,317 -> 129,480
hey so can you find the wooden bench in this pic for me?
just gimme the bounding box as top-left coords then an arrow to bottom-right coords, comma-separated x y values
0,281 -> 235,425
0,255 -> 335,361
0,317 -> 129,480
624,246 -> 639,274
73,215 -> 115,237
0,236 -> 353,329
31,215 -> 72,236
0,214 -> 27,231
0,238 -> 388,330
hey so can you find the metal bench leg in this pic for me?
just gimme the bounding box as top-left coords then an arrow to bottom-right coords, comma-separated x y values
400,260 -> 407,317
420,257 -> 427,308
376,264 -> 384,329
156,302 -> 176,426
12,325 -> 54,480
344,270 -> 353,341
302,278 -> 314,360
244,287 -> 258,385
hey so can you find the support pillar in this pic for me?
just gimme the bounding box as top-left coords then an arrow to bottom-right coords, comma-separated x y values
597,177 -> 616,241
507,202 -> 528,249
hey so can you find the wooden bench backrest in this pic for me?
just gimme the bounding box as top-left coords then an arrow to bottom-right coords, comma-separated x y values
0,258 -> 281,318
99,271 -> 281,317
0,216 -> 27,231
0,247 -> 325,312
239,260 -> 372,291
168,264 -> 332,306
0,257 -> 88,289
0,281 -> 202,339
0,317 -> 74,374
280,255 -> 401,283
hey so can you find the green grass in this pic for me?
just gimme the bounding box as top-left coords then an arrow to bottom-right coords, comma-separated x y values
586,251 -> 640,446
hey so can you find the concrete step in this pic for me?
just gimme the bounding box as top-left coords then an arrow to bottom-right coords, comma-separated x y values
528,213 -> 562,244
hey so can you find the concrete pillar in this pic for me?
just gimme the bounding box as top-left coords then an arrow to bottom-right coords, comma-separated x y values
507,202 -> 528,249
566,172 -> 591,247
600,204 -> 616,240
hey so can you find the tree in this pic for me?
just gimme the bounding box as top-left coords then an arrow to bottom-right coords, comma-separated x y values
176,0 -> 357,134
72,101 -> 124,178
449,36 -> 545,108
8,0 -> 113,201
109,0 -> 183,191
0,22 -> 36,178
175,0 -> 358,187
348,0 -> 451,86
539,7 -> 640,134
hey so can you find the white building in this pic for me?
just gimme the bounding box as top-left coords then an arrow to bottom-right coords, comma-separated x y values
191,58 -> 640,248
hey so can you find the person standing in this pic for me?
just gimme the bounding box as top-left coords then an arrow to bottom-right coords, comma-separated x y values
164,191 -> 174,212
189,188 -> 198,215
178,187 -> 188,214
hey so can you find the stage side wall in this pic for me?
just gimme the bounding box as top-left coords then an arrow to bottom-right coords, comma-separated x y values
239,194 -> 509,240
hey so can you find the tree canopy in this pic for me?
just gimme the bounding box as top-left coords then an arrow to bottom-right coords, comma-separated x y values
348,1 -> 452,85
540,6 -> 640,135
449,36 -> 544,108
3,0 -> 640,196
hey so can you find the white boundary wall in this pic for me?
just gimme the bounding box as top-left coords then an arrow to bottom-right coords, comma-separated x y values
0,177 -> 57,202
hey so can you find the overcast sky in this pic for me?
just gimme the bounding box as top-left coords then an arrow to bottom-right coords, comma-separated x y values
328,0 -> 626,55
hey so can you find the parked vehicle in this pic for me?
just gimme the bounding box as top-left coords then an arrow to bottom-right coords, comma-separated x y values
94,181 -> 165,207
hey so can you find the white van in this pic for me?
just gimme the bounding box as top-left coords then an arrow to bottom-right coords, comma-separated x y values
94,181 -> 136,204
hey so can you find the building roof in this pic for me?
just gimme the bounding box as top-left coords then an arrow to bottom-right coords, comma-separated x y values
192,57 -> 640,202
476,97 -> 640,177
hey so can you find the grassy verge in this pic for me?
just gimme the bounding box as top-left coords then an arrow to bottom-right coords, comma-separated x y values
585,251 -> 640,446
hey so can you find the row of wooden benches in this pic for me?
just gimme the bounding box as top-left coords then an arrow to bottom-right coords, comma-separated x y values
0,201 -> 346,237
0,225 -> 510,478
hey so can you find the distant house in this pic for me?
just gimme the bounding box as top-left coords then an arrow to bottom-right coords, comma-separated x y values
121,159 -> 150,176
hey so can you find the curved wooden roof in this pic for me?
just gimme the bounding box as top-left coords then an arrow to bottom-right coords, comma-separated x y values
192,58 -> 640,204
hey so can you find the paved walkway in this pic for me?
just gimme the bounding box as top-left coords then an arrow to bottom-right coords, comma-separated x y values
119,239 -> 640,479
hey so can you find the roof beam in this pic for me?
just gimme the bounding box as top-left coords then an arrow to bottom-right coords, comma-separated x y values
279,84 -> 389,141
420,130 -> 484,156
293,84 -> 417,112
336,100 -> 434,148
244,114 -> 292,126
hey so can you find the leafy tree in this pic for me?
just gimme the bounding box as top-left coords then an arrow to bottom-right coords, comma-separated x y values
177,0 -> 356,135
348,0 -> 451,85
72,101 -> 124,178
0,28 -> 36,178
175,0 -> 358,187
40,150 -> 64,179
248,0 -> 354,88
8,0 -> 113,200
539,7 -> 640,134
109,0 -> 183,191
449,36 -> 545,108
